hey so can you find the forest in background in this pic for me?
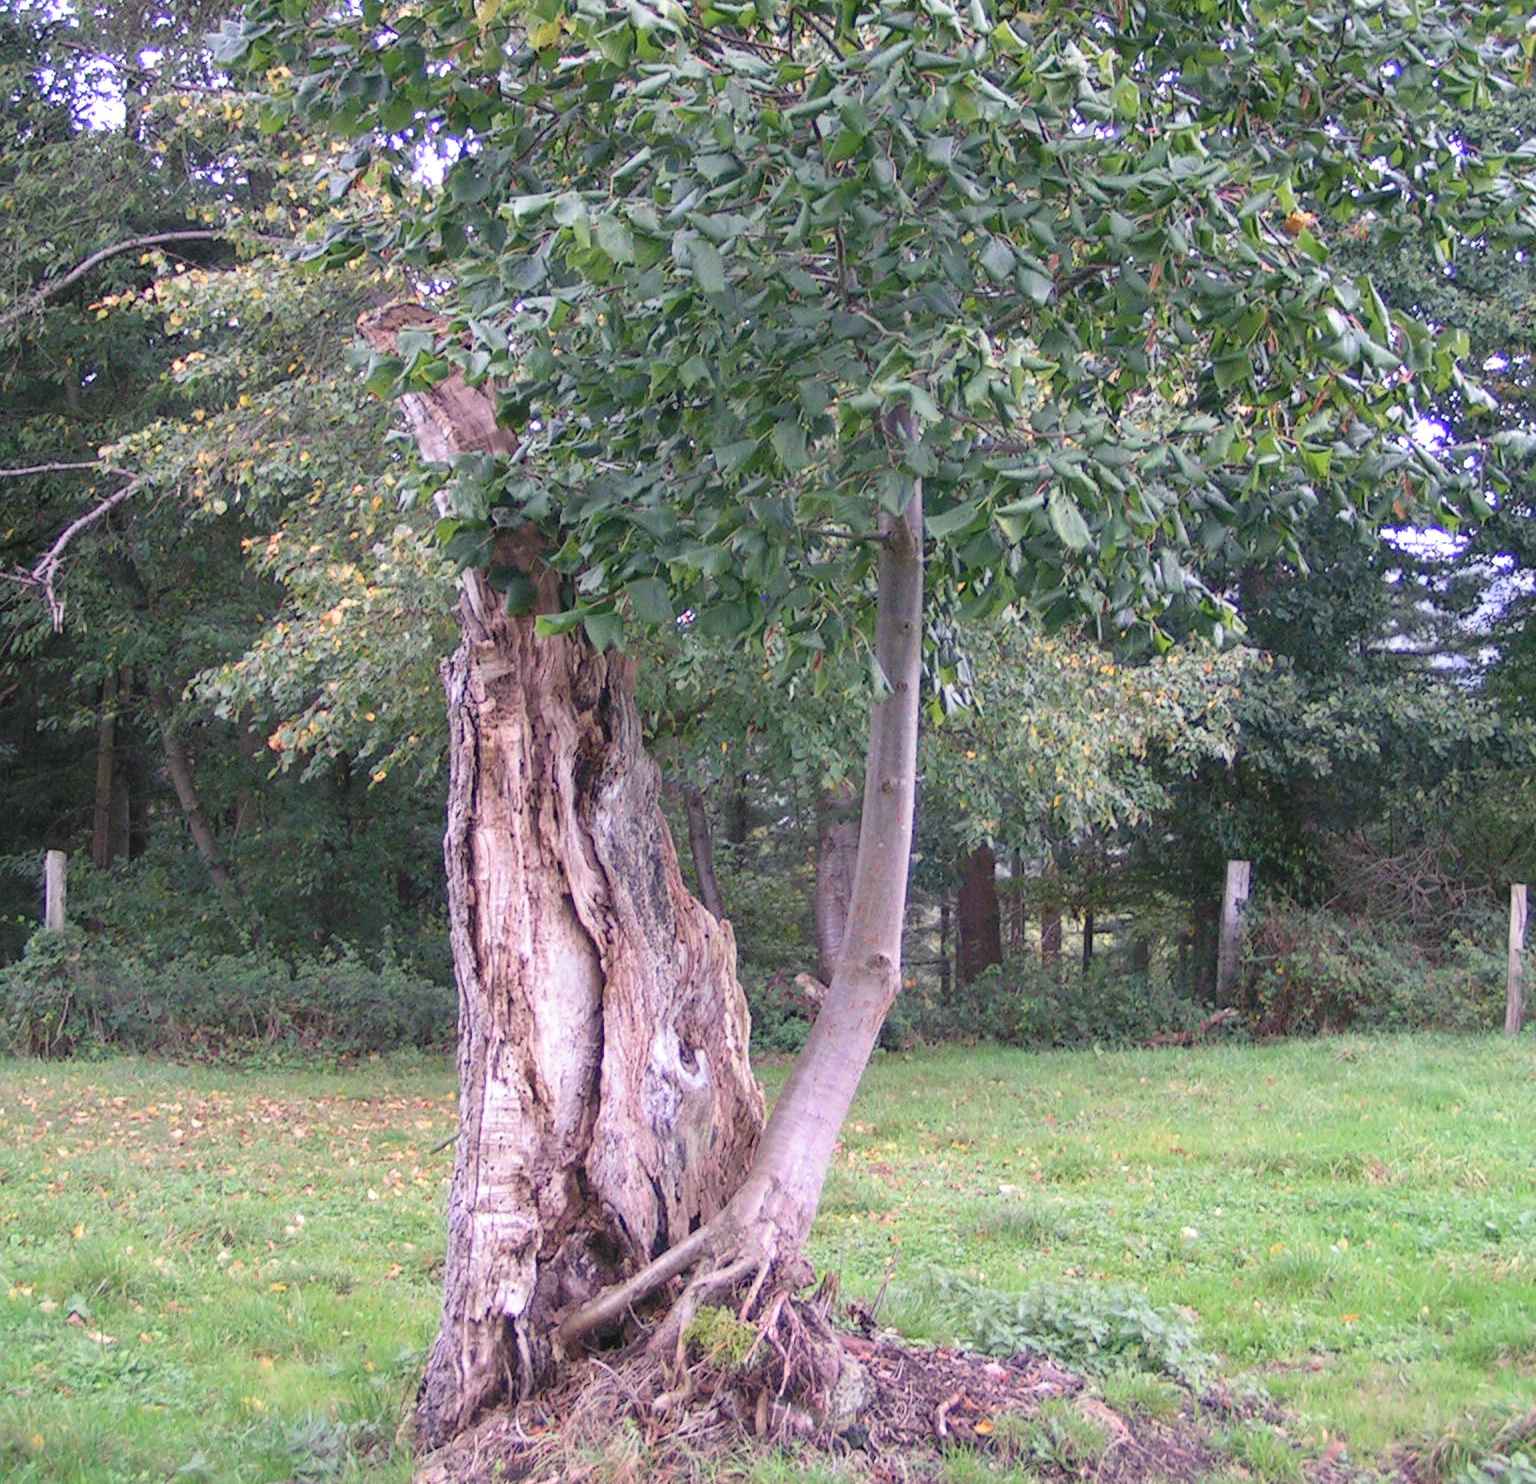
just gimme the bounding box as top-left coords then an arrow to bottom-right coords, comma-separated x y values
2,0 -> 1535,1059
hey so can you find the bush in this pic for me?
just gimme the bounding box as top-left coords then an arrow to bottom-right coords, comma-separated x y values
1241,903 -> 1505,1035
903,958 -> 1207,1049
0,928 -> 455,1058
891,1268 -> 1213,1383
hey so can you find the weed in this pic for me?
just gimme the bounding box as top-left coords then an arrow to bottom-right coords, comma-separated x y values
991,1399 -> 1111,1474
1217,1421 -> 1303,1484
1096,1367 -> 1183,1422
891,1268 -> 1212,1383
685,1304 -> 759,1369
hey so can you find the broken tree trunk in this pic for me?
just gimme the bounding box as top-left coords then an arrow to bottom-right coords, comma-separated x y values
359,306 -> 763,1447
557,409 -> 926,1359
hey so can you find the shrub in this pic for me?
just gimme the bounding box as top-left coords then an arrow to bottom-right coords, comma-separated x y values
1240,903 -> 1505,1036
891,1267 -> 1213,1383
903,958 -> 1206,1049
0,929 -> 455,1058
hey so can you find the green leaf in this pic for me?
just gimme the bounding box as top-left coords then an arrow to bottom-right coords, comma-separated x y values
686,236 -> 727,294
927,501 -> 982,538
583,611 -> 625,651
698,598 -> 756,639
980,237 -> 1015,282
1047,491 -> 1092,551
626,577 -> 674,624
595,215 -> 636,264
1019,267 -> 1053,305
502,575 -> 538,615
713,437 -> 758,474
534,608 -> 587,637
771,419 -> 809,471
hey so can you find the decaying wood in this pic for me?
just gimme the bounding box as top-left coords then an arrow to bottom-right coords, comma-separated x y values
359,305 -> 763,1446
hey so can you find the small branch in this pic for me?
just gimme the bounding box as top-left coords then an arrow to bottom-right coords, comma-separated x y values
18,473 -> 145,630
813,527 -> 891,545
555,1222 -> 717,1354
791,5 -> 842,57
0,461 -> 107,479
0,230 -> 240,334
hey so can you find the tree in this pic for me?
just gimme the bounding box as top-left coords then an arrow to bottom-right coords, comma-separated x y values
0,2 -> 452,969
229,0 -> 1531,1445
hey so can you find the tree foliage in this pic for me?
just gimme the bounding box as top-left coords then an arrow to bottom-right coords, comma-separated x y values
231,0 -> 1534,662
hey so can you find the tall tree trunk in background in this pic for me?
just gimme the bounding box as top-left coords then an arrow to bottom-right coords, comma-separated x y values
116,668 -> 141,859
91,671 -> 118,867
559,421 -> 925,1356
148,684 -> 236,900
1192,895 -> 1219,999
682,782 -> 727,921
1081,908 -> 1095,973
724,776 -> 751,846
360,307 -> 763,1447
1041,909 -> 1062,967
957,845 -> 1002,985
814,779 -> 859,984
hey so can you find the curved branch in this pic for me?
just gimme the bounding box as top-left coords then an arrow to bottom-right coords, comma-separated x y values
16,470 -> 145,630
0,460 -> 106,478
0,230 -> 229,334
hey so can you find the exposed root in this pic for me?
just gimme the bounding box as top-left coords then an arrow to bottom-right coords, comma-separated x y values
553,1221 -> 716,1355
413,1318 -> 1250,1484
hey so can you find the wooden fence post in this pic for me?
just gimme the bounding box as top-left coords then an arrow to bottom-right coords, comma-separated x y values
1216,859 -> 1251,1000
1509,883 -> 1527,1037
44,850 -> 66,931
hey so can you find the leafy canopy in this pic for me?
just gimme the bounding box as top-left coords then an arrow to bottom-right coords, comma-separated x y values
226,0 -> 1533,667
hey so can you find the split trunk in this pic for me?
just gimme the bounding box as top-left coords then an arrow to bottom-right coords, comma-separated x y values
360,308 -> 764,1446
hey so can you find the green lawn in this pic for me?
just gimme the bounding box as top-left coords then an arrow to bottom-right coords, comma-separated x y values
1,1035 -> 1533,1483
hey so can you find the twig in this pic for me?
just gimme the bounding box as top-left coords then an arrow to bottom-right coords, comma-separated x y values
814,527 -> 891,545
0,461 -> 108,478
0,229 -> 282,334
20,474 -> 145,630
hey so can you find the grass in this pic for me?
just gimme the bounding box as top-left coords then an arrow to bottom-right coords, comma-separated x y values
1,1034 -> 1533,1482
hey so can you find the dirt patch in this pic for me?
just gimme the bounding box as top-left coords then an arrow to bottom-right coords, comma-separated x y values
413,1313 -> 1292,1484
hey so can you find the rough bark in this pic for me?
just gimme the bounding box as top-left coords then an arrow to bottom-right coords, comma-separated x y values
558,412 -> 925,1355
813,780 -> 859,985
682,783 -> 727,922
957,845 -> 1002,985
358,306 -> 763,1447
